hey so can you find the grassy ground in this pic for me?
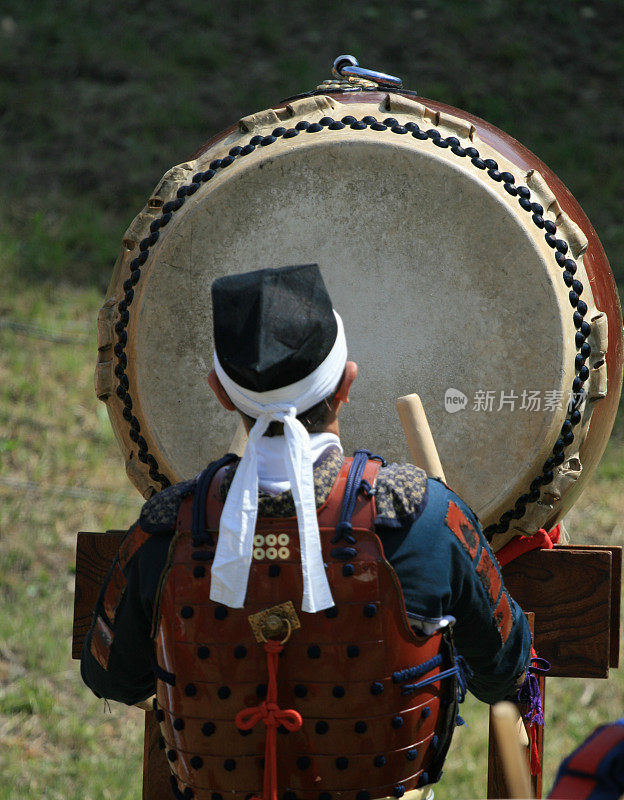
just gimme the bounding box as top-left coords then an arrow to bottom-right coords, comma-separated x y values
1,2 -> 624,798
1,266 -> 623,800
0,271 -> 144,800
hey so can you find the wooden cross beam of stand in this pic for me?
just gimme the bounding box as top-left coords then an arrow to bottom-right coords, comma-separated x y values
72,534 -> 621,800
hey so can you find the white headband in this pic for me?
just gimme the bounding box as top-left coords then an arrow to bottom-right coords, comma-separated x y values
210,311 -> 347,613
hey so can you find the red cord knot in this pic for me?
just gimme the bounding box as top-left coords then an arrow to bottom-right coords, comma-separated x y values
235,701 -> 302,732
234,639 -> 303,800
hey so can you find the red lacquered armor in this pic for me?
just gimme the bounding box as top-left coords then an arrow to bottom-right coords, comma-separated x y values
153,458 -> 457,800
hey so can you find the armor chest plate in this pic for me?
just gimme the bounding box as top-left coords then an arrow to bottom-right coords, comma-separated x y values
153,458 -> 457,800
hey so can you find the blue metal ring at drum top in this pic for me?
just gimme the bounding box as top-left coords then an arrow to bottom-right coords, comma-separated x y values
113,117 -> 591,539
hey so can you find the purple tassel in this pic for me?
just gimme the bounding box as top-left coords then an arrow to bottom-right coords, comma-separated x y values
518,672 -> 544,725
517,656 -> 550,776
517,656 -> 550,726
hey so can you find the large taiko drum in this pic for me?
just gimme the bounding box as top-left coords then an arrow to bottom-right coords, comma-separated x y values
96,65 -> 622,550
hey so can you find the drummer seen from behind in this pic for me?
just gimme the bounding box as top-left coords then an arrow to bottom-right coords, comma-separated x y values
81,264 -> 532,800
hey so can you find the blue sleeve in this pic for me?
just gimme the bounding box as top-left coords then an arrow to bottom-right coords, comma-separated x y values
380,478 -> 532,705
80,529 -> 171,705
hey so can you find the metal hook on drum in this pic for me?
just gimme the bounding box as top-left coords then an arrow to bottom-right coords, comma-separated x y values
332,54 -> 403,88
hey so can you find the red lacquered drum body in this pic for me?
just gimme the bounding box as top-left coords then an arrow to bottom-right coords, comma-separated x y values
99,86 -> 622,549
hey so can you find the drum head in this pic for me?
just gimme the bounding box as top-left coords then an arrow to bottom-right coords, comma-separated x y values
100,92 -> 621,541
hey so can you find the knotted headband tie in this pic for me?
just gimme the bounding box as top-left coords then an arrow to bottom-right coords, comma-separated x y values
210,311 -> 347,613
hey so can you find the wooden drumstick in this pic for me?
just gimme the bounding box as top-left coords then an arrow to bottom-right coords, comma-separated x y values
229,420 -> 248,456
491,701 -> 534,799
135,696 -> 156,711
396,394 -> 446,481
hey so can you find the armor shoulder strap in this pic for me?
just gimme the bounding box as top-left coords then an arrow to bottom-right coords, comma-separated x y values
317,451 -> 381,531
203,460 -> 241,532
191,453 -> 239,544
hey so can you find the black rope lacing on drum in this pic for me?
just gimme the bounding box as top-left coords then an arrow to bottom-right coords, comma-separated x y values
114,113 -> 591,521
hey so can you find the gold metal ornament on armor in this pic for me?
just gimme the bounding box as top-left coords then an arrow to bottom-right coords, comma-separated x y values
248,602 -> 300,644
96,57 -> 622,554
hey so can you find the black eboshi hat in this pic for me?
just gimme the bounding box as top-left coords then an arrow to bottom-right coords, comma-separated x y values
212,264 -> 338,393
